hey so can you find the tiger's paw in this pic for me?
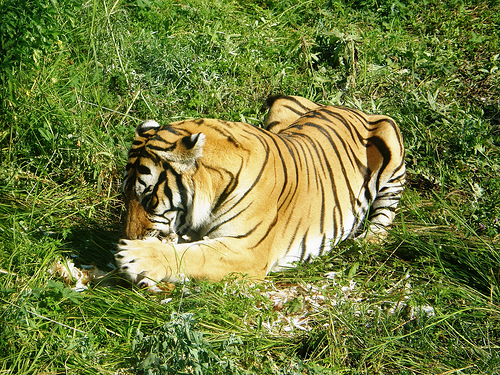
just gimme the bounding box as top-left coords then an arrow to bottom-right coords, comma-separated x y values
115,238 -> 186,288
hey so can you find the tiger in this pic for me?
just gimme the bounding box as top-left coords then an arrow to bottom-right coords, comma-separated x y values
262,95 -> 323,133
116,95 -> 406,287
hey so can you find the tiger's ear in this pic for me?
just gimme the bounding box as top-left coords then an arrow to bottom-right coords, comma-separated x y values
127,121 -> 161,159
181,133 -> 206,159
136,120 -> 160,138
165,132 -> 206,173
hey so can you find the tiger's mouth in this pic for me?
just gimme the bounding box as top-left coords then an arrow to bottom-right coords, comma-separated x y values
143,228 -> 177,242
143,229 -> 194,244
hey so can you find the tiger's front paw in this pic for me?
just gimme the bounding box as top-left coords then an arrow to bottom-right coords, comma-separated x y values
115,238 -> 183,288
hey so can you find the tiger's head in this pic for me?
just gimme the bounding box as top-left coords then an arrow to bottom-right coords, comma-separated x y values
122,120 -> 207,241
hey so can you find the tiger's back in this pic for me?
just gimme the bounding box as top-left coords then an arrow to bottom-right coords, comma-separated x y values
116,97 -> 405,285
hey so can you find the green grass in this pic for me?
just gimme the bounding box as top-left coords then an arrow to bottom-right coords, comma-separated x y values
1,0 -> 499,373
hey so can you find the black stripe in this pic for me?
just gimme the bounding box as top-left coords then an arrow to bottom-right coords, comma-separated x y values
137,165 -> 151,175
299,230 -> 308,261
227,222 -> 261,239
318,171 -> 326,235
211,171 -> 239,213
137,126 -> 159,137
301,122 -> 361,206
283,219 -> 303,258
283,104 -> 308,116
267,121 -> 280,128
147,143 -> 176,152
284,131 -> 344,236
205,202 -> 253,237
367,136 -> 392,193
318,234 -> 327,257
175,172 -> 188,210
162,126 -> 186,135
189,119 -> 244,148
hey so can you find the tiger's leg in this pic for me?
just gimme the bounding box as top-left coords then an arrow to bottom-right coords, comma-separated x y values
362,119 -> 406,242
364,169 -> 406,241
115,237 -> 269,286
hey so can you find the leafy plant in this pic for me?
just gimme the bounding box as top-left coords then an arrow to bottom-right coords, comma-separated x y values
0,0 -> 81,82
132,313 -> 242,375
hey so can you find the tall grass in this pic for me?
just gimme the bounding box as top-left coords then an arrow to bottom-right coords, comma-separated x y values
1,0 -> 499,373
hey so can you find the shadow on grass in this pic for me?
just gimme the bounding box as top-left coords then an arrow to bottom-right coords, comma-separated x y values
63,223 -> 122,270
390,233 -> 498,299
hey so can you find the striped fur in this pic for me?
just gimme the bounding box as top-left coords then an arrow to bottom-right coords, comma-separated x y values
263,95 -> 322,133
116,96 -> 406,285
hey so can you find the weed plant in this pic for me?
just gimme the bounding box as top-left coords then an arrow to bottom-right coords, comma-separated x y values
1,0 -> 499,373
